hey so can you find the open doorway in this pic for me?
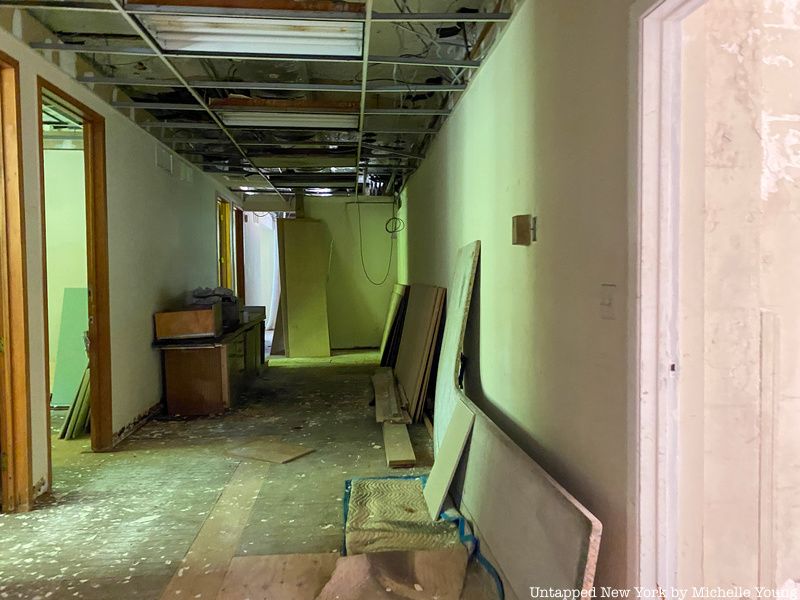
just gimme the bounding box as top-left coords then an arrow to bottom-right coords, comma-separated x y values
0,51 -> 32,513
41,89 -> 90,457
242,211 -> 281,354
634,0 -> 800,590
37,79 -> 112,493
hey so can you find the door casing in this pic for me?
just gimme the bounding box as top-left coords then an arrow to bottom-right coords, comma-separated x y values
0,51 -> 32,513
37,78 -> 113,478
628,0 -> 709,588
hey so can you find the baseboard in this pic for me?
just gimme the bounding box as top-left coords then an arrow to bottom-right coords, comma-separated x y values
111,401 -> 163,447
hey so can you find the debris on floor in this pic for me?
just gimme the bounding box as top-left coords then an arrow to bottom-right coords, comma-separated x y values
218,547 -> 493,600
316,547 -> 469,600
226,436 -> 314,464
0,361 -> 432,599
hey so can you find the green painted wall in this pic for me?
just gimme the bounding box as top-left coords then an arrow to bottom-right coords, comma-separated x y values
43,149 -> 87,378
305,197 -> 397,349
398,0 -> 632,587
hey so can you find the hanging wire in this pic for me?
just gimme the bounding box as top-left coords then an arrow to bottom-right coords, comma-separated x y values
356,194 -> 405,286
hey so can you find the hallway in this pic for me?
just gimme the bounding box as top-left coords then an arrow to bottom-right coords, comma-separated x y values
0,361 -> 432,599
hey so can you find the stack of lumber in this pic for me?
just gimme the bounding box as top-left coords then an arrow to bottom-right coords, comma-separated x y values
379,284 -> 409,368
372,368 -> 415,468
60,367 -> 90,439
394,284 -> 446,422
372,368 -> 409,425
372,284 -> 446,468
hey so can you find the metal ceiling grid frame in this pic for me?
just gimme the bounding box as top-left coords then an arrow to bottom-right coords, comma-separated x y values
0,0 -> 518,198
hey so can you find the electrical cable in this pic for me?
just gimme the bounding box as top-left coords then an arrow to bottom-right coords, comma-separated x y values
356,194 -> 404,286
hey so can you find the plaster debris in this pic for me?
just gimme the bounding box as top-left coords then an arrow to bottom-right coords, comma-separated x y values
1,362 -> 433,597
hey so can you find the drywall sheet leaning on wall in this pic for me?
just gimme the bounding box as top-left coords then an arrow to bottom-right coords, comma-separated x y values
394,284 -> 445,418
51,287 -> 89,407
452,395 -> 602,598
433,241 -> 480,453
380,284 -> 409,365
424,398 -> 475,520
277,219 -> 332,358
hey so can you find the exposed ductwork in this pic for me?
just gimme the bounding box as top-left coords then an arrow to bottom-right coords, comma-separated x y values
3,0 -> 517,197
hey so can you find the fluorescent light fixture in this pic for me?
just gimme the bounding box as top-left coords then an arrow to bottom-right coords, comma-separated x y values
307,187 -> 334,196
218,110 -> 359,129
140,15 -> 364,57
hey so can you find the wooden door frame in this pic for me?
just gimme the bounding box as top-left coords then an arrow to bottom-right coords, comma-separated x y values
216,197 -> 233,289
234,206 -> 245,300
0,51 -> 33,513
37,78 -> 112,464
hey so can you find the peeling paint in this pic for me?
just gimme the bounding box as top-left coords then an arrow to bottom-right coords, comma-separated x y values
761,113 -> 800,200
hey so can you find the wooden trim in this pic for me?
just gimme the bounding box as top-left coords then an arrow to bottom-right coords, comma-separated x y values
234,207 -> 245,300
0,51 -> 33,512
216,198 -> 233,289
37,78 -> 113,454
35,82 -> 52,490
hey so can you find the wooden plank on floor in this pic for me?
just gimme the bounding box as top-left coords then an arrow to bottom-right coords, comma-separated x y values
217,553 -> 339,600
424,414 -> 434,439
227,437 -> 314,464
382,422 -> 416,468
373,367 -> 409,424
316,548 -> 468,600
423,399 -> 475,520
159,461 -> 268,600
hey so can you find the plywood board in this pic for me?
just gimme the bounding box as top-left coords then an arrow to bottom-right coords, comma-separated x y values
159,461 -> 267,600
279,218 -> 331,358
60,367 -> 89,439
452,396 -> 603,597
315,548 -> 468,600
414,287 -> 445,422
218,553 -> 339,600
380,284 -> 409,359
433,242 -> 480,453
276,218 -> 290,355
382,422 -> 416,468
381,286 -> 410,369
227,436 -> 314,464
423,399 -> 474,520
272,300 -> 286,355
50,287 -> 88,407
394,284 -> 444,421
69,370 -> 91,439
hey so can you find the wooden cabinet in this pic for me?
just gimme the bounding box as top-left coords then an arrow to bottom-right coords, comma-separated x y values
158,316 -> 265,417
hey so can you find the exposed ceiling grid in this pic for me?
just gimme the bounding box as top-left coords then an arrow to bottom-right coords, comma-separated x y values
0,0 -> 516,199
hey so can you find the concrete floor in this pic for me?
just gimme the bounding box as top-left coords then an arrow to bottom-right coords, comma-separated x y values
0,358 -> 433,599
